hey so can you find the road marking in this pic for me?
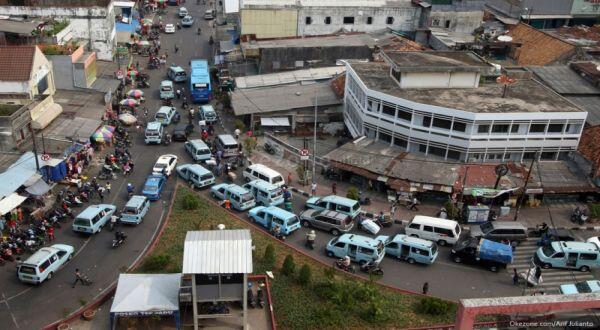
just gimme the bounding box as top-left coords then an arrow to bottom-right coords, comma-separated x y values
1,293 -> 19,329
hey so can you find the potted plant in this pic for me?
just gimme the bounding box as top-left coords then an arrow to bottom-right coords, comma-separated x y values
83,309 -> 96,321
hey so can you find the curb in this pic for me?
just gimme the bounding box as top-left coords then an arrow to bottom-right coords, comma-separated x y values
42,183 -> 181,330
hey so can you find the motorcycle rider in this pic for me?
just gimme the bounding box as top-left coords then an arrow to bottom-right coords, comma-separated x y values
110,214 -> 118,230
126,183 -> 135,198
114,230 -> 127,244
305,230 -> 316,249
342,255 -> 351,271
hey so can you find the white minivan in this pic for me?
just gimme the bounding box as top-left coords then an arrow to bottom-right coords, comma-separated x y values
404,215 -> 462,246
17,244 -> 74,284
243,164 -> 285,187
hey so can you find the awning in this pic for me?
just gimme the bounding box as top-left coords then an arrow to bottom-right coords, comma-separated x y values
25,179 -> 52,196
114,1 -> 135,7
260,117 -> 290,127
32,103 -> 63,130
0,193 -> 27,216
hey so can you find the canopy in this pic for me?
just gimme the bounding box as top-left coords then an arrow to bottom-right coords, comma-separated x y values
478,239 -> 513,264
110,274 -> 181,329
260,117 -> 290,127
25,179 -> 53,196
127,89 -> 144,99
91,125 -> 115,143
120,98 -> 139,107
0,193 -> 27,216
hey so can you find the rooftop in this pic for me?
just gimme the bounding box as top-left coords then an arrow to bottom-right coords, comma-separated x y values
0,45 -> 36,81
0,103 -> 25,116
350,62 -> 584,113
507,23 -> 576,66
0,0 -> 112,7
0,19 -> 40,34
182,230 -> 253,275
242,32 -> 390,50
241,0 -> 412,8
234,67 -> 345,89
382,50 -> 488,73
528,66 -> 600,95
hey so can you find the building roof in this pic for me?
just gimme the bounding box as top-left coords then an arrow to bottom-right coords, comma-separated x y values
182,230 -> 253,274
231,82 -> 341,116
0,45 -> 36,81
350,62 -> 583,113
0,19 -> 40,34
566,96 -> 600,126
552,25 -> 600,47
382,50 -> 487,73
507,23 -> 576,66
0,0 -> 112,7
571,62 -> 600,84
530,161 -> 596,194
579,125 -> 600,177
528,66 -> 600,95
242,33 -> 387,51
234,67 -> 345,89
241,0 -> 411,8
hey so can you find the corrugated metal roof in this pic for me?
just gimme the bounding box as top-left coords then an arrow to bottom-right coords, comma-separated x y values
235,67 -> 345,89
567,96 -> 600,126
529,66 -> 600,95
182,230 -> 253,274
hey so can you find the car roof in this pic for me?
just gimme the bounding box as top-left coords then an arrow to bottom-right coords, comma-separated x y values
315,209 -> 348,220
486,221 -> 526,230
146,121 -> 162,130
160,80 -> 173,86
125,195 -> 147,207
391,234 -> 434,248
157,106 -> 175,114
178,163 -> 211,175
248,164 -> 282,177
338,233 -> 381,248
201,105 -> 215,111
555,241 -> 600,251
156,154 -> 177,162
22,247 -> 58,265
411,215 -> 459,227
169,66 -> 185,72
77,204 -> 115,218
228,184 -> 250,195
187,139 -> 209,148
145,175 -> 165,186
218,134 -> 237,145
246,179 -> 279,190
321,195 -> 358,206
262,206 -> 296,218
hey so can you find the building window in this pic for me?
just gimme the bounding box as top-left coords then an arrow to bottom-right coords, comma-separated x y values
529,124 -> 546,133
511,124 -> 519,133
492,124 -> 509,134
324,16 -> 331,24
382,104 -> 395,117
418,144 -> 427,153
422,116 -> 431,127
391,68 -> 401,83
547,123 -> 564,133
432,18 -> 440,27
343,17 -> 354,24
432,118 -> 452,130
386,17 -> 394,25
305,17 -> 312,25
447,150 -> 461,160
397,109 -> 411,122
452,122 -> 466,132
379,132 -> 392,143
37,74 -> 49,95
367,17 -> 373,25
523,152 -> 537,160
445,20 -> 451,28
477,124 -> 490,134
429,146 -> 446,158
394,137 -> 407,148
541,152 -> 556,160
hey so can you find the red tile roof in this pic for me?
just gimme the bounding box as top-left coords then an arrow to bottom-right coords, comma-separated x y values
579,125 -> 600,177
508,23 -> 576,66
0,45 -> 36,81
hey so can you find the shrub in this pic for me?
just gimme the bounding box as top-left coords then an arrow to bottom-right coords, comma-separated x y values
243,138 -> 257,155
234,119 -> 245,131
263,244 -> 276,269
296,164 -> 306,182
346,186 -> 360,201
181,193 -> 200,210
590,204 -> 600,219
415,297 -> 452,315
140,254 -> 171,272
443,201 -> 460,220
297,264 -> 312,285
281,254 -> 296,276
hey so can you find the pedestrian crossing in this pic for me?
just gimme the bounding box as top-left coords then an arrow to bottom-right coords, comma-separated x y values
509,240 -> 597,295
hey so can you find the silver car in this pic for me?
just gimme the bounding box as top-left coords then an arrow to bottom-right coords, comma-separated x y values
299,209 -> 354,236
469,221 -> 528,246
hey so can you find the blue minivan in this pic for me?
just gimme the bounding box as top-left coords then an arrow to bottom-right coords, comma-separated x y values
210,183 -> 256,211
243,180 -> 284,207
306,195 -> 361,219
384,234 -> 438,265
72,204 -> 117,234
120,195 -> 150,225
535,241 -> 600,272
248,205 -> 301,235
326,233 -> 387,265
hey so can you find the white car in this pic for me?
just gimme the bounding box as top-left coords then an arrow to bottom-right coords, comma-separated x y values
164,24 -> 176,34
587,236 -> 600,249
17,244 -> 75,284
153,154 -> 178,176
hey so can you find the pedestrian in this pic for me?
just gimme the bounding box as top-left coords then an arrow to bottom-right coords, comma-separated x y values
135,61 -> 139,69
47,226 -> 55,241
512,268 -> 519,285
332,182 -> 337,195
208,124 -> 214,135
98,186 -> 105,203
234,128 -> 241,139
287,172 -> 293,185
157,40 -> 161,49
409,196 -> 419,211
390,203 -> 397,218
144,107 -> 148,117
311,182 -> 317,196
422,282 -> 429,295
174,44 -> 179,53
106,182 -> 112,195
224,198 -> 231,210
72,269 -> 83,288
176,89 -> 181,99
129,160 -> 135,172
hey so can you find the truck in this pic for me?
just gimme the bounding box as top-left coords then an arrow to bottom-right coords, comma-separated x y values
450,236 -> 513,272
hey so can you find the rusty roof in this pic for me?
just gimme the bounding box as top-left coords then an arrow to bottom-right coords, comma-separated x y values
508,23 -> 576,66
0,45 -> 36,81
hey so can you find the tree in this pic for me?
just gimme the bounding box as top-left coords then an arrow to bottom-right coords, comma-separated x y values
263,244 -> 276,269
234,119 -> 245,131
281,254 -> 296,276
346,186 -> 359,201
243,138 -> 257,155
181,192 -> 200,210
297,264 -> 312,285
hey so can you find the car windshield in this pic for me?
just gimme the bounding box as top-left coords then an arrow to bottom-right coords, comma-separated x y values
161,86 -> 172,91
156,113 -> 166,119
352,203 -> 359,212
123,206 -> 138,214
19,266 -> 36,275
154,163 -> 167,169
241,193 -> 254,202
575,282 -> 592,293
198,148 -> 211,155
74,218 -> 90,226
541,244 -> 556,257
377,241 -> 384,255
431,244 -> 438,255
480,222 -> 494,234
200,174 -> 213,181
273,176 -> 283,184
146,131 -> 159,136
288,216 -> 299,226
144,184 -> 158,192
455,238 -> 470,250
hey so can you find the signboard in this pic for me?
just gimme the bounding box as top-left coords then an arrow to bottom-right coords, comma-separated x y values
299,149 -> 309,160
41,154 -> 51,161
116,69 -> 124,80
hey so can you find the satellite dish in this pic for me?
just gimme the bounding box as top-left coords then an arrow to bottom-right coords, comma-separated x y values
498,35 -> 513,42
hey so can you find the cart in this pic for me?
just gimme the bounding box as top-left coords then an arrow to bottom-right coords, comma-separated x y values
227,171 -> 237,182
360,219 -> 381,235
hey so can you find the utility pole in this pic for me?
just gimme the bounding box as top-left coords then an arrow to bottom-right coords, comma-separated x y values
312,91 -> 318,181
29,125 -> 40,172
303,137 -> 308,186
513,153 -> 537,222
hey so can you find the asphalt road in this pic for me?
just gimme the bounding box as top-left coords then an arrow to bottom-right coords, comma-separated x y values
0,2 -> 214,329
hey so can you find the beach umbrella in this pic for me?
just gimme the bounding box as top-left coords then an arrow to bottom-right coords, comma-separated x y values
127,89 -> 144,99
119,98 -> 139,107
91,126 -> 114,143
118,113 -> 137,125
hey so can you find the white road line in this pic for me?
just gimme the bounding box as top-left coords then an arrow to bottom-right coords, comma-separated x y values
2,293 -> 19,329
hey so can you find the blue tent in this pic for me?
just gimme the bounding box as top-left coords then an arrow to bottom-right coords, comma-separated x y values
479,239 -> 513,264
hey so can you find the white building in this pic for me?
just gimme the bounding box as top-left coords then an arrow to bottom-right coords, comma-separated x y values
1,0 -> 116,61
343,51 -> 587,162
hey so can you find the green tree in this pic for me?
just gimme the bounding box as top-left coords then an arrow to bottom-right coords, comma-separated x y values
346,186 -> 359,201
140,254 -> 171,272
243,138 -> 257,155
181,193 -> 200,210
297,263 -> 312,285
281,254 -> 296,276
234,119 -> 245,131
263,244 -> 276,269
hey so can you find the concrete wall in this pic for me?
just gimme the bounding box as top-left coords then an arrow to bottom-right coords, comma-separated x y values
29,47 -> 56,98
298,6 -> 419,36
258,45 -> 372,73
241,9 -> 298,38
0,106 -> 32,151
571,0 -> 600,16
429,10 -> 483,34
1,4 -> 115,60
400,71 -> 479,89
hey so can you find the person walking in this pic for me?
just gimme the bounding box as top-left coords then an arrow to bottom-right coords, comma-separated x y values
287,172 -> 293,185
224,198 -> 231,210
234,128 -> 241,140
72,269 -> 84,288
47,226 -> 55,241
106,182 -> 112,195
98,186 -> 105,203
422,282 -> 429,295
331,182 -> 337,195
409,196 -> 419,211
311,182 -> 317,196
174,44 -> 179,53
390,203 -> 397,219
512,268 -> 519,285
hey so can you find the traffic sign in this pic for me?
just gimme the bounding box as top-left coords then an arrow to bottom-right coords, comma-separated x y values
299,149 -> 309,160
41,154 -> 50,161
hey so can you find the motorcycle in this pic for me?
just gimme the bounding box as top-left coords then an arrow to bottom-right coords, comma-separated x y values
163,133 -> 172,146
208,302 -> 230,314
136,80 -> 150,88
247,286 -> 256,308
323,167 -> 341,181
359,196 -> 371,205
571,207 -> 589,225
112,232 -> 127,248
263,142 -> 277,155
360,261 -> 384,276
256,284 -> 265,308
333,259 -> 356,273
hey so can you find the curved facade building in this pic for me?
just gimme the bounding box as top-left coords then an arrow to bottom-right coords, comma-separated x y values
343,51 -> 587,162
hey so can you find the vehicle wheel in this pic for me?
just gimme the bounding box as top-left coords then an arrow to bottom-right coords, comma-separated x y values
326,251 -> 334,258
358,260 -> 366,267
68,254 -> 73,261
97,226 -> 102,233
437,240 -> 447,246
489,265 -> 498,272
301,220 -> 310,228
211,192 -> 217,198
542,263 -> 552,269
330,229 -> 340,236
47,272 -> 53,280
453,256 -> 462,263
407,258 -> 415,264
580,265 -> 590,272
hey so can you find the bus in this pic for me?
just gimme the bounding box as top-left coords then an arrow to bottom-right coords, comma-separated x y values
189,59 -> 212,103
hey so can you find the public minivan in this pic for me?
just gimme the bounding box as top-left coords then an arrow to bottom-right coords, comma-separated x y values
120,195 -> 150,225
168,66 -> 187,83
145,121 -> 164,144
210,183 -> 256,211
204,9 -> 215,19
176,163 -> 215,189
248,205 -> 301,235
179,7 -> 188,17
160,80 -> 175,99
385,234 -> 438,265
243,179 -> 284,206
299,209 -> 353,236
535,241 -> 600,272
155,106 -> 177,126
72,204 -> 117,234
243,164 -> 285,188
305,195 -> 361,219
326,234 -> 387,265
199,105 -> 217,124
17,244 -> 74,284
404,215 -> 462,246
469,221 -> 528,246
215,134 -> 239,158
184,139 -> 212,162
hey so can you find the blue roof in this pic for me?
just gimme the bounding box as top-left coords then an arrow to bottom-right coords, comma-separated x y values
190,59 -> 210,84
178,164 -> 211,175
391,234 -> 434,248
228,184 -> 250,195
0,152 -> 38,199
321,195 -> 358,206
125,195 -> 147,207
479,239 -> 513,264
145,175 -> 165,187
338,233 -> 382,248
77,204 -> 116,219
263,205 -> 296,218
187,139 -> 209,149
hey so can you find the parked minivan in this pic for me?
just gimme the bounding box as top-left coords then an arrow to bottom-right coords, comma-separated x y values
199,105 -> 217,124
243,179 -> 284,206
204,9 -> 215,19
145,121 -> 164,144
168,65 -> 187,83
243,164 -> 284,187
385,234 -> 438,265
179,7 -> 188,17
469,221 -> 528,246
404,215 -> 461,246
155,106 -> 177,126
184,139 -> 212,162
535,241 -> 600,272
72,204 -> 117,234
120,195 -> 150,225
299,209 -> 353,236
176,163 -> 215,189
248,205 -> 301,235
210,183 -> 256,211
305,195 -> 361,219
17,244 -> 74,284
160,80 -> 175,99
326,234 -> 387,265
